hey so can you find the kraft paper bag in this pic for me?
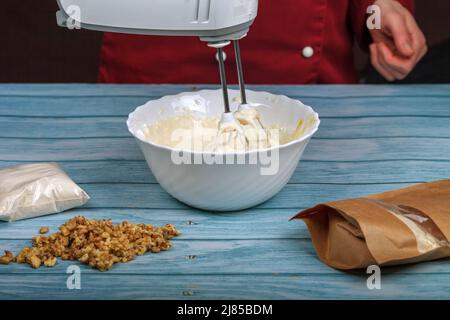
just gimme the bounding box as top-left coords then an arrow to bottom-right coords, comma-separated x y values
291,180 -> 450,270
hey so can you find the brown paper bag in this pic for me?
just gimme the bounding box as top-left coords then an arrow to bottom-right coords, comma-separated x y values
292,180 -> 450,270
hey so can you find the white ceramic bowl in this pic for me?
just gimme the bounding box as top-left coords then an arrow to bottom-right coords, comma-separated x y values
127,89 -> 320,211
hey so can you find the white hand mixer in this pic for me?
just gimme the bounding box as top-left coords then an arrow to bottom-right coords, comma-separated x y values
56,0 -> 265,150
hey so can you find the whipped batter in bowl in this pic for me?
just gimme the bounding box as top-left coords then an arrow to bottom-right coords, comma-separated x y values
127,89 -> 320,211
141,107 -> 318,153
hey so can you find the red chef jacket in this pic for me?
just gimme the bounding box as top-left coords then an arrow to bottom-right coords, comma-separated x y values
98,0 -> 414,84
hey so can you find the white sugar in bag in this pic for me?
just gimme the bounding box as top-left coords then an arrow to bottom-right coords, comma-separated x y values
0,163 -> 90,222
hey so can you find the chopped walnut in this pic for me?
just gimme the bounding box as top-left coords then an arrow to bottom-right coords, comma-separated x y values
8,216 -> 180,271
0,250 -> 14,265
44,257 -> 57,267
14,247 -> 31,264
39,227 -> 49,234
29,255 -> 41,269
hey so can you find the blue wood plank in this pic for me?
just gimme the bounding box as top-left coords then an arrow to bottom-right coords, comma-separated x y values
0,84 -> 448,98
1,159 -> 447,184
0,161 -> 158,184
2,116 -> 450,139
304,138 -> 450,161
301,97 -> 450,118
3,181 -> 405,211
1,273 -> 450,299
0,96 -> 148,117
0,117 -> 128,138
0,208 -> 307,240
2,238 -> 450,276
1,96 -> 450,118
290,160 -> 450,184
0,239 -> 329,275
74,182 -> 413,210
1,137 -> 450,161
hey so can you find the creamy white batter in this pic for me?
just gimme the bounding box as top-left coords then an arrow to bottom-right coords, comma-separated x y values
143,110 -> 314,152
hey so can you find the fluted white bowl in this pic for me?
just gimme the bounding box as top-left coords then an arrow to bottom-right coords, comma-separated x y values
127,89 -> 320,211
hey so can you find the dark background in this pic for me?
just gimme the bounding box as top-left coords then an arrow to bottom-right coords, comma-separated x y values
0,0 -> 449,83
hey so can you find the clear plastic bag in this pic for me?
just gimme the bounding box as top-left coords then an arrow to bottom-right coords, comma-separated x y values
0,163 -> 90,222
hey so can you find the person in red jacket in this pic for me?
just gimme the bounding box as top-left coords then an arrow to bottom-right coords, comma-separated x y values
98,0 -> 427,84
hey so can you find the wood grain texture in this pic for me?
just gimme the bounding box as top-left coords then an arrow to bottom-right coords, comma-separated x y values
0,84 -> 449,300
0,84 -> 449,97
2,273 -> 450,300
1,137 -> 450,161
0,181 -> 415,211
1,96 -> 449,118
1,160 -> 447,184
0,239 -> 327,275
2,116 -> 450,139
0,208 -> 306,240
2,238 -> 450,276
51,182 -> 416,209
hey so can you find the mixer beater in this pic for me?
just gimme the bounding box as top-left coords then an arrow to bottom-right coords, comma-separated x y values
211,40 -> 268,152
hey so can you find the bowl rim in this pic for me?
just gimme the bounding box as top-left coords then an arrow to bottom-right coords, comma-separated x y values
127,89 -> 321,156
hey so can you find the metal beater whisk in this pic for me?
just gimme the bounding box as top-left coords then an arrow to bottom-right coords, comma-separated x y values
208,41 -> 247,150
233,40 -> 265,130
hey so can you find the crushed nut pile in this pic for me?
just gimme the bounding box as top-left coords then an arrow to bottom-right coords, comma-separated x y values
0,250 -> 14,265
0,216 -> 180,271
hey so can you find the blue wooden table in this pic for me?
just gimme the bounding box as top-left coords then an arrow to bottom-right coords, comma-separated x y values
0,84 -> 449,300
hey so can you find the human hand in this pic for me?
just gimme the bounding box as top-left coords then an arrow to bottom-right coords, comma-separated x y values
369,0 -> 427,81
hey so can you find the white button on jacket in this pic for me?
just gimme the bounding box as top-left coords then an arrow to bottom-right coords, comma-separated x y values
302,46 -> 314,58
